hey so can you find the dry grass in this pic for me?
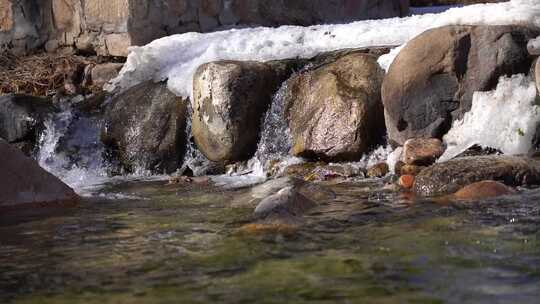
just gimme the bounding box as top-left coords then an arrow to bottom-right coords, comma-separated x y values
0,52 -> 95,96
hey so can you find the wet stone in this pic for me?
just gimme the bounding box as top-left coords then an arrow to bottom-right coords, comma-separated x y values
453,180 -> 515,201
403,138 -> 444,166
367,163 -> 389,178
414,155 -> 540,197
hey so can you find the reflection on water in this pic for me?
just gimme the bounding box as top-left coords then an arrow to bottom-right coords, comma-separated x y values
1,179 -> 539,303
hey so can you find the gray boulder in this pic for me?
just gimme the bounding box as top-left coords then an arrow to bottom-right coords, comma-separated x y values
0,138 -> 79,210
0,94 -> 56,154
192,60 -> 301,163
383,25 -> 538,145
413,155 -> 540,197
101,81 -> 188,174
254,186 -> 316,220
285,52 -> 385,161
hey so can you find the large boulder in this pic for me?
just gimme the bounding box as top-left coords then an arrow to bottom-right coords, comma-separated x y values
0,138 -> 79,210
413,155 -> 540,197
383,25 -> 538,146
0,94 -> 56,154
284,52 -> 385,161
192,60 -> 301,163
101,81 -> 188,174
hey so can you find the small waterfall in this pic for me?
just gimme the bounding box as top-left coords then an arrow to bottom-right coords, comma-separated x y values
36,97 -> 110,193
179,102 -> 219,177
247,79 -> 304,177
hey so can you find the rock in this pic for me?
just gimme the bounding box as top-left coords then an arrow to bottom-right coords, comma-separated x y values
400,164 -> 425,176
306,164 -> 363,181
254,186 -> 317,220
101,81 -> 188,174
413,156 -> 540,197
403,138 -> 444,165
528,36 -> 540,55
283,162 -> 324,179
192,60 -> 297,163
394,160 -> 405,176
0,138 -> 79,210
383,25 -> 538,145
453,180 -> 514,201
367,163 -> 389,178
399,175 -> 415,190
0,94 -> 56,154
285,52 -> 385,161
534,60 -> 540,93
90,63 -> 124,88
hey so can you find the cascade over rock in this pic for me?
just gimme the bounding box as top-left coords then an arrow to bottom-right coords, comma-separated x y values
192,59 -> 303,163
383,25 -> 539,146
101,81 -> 188,174
284,52 -> 385,161
0,138 -> 79,209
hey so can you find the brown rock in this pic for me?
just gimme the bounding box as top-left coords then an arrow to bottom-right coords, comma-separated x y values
399,175 -> 415,189
90,63 -> 124,88
0,0 -> 13,31
413,155 -> 540,197
383,25 -> 538,145
285,52 -> 385,161
367,163 -> 389,178
400,164 -> 425,176
105,33 -> 131,57
453,180 -> 514,201
394,160 -> 405,176
403,138 -> 444,165
0,138 -> 79,210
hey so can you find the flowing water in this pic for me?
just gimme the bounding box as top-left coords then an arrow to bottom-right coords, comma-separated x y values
1,177 -> 539,303
2,85 -> 540,303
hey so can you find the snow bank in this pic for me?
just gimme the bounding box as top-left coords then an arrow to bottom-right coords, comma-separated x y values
439,74 -> 540,162
107,0 -> 540,98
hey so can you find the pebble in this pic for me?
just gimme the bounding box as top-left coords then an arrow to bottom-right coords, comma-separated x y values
403,138 -> 444,166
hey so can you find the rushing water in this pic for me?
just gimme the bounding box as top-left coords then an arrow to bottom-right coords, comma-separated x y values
1,177 -> 539,303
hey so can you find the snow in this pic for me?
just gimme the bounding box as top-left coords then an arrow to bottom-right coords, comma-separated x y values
439,74 -> 540,163
107,0 -> 540,99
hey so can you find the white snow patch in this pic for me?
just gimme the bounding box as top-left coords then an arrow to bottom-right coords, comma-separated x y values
107,0 -> 540,99
378,45 -> 406,72
439,74 -> 540,162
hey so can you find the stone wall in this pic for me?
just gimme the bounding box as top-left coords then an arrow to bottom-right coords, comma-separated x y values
0,0 -> 409,57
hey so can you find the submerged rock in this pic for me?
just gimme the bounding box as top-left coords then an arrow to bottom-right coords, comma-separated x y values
413,156 -> 540,197
0,138 -> 79,210
403,138 -> 444,165
285,52 -> 385,161
453,180 -> 515,201
383,25 -> 538,145
254,186 -> 317,220
0,94 -> 56,154
192,60 -> 300,163
101,81 -> 188,174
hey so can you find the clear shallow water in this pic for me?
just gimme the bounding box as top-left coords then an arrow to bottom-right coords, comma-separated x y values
1,178 -> 539,304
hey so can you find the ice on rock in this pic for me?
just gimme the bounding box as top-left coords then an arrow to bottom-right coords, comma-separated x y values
439,74 -> 540,163
107,0 -> 540,99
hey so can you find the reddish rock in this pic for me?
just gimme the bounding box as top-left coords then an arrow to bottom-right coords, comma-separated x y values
399,174 -> 415,189
453,180 -> 514,201
403,138 -> 444,165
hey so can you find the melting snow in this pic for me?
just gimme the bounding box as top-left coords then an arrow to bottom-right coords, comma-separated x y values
107,0 -> 540,99
439,74 -> 540,162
